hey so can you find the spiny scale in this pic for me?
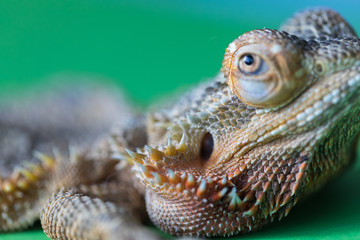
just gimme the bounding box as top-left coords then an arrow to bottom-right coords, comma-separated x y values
135,8 -> 360,237
0,154 -> 55,231
3,7 -> 359,240
129,139 -> 279,218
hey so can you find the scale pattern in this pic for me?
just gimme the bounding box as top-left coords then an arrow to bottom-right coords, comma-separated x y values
0,7 -> 360,239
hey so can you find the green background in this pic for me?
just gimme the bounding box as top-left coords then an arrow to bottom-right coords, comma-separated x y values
1,0 -> 360,239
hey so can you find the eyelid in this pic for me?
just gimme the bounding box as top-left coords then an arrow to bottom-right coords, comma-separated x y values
223,32 -> 310,109
238,54 -> 269,76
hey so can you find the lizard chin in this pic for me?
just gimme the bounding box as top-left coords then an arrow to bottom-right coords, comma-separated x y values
145,188 -> 263,237
141,160 -> 307,237
128,141 -> 308,237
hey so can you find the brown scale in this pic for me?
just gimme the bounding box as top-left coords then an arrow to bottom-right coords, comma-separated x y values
138,8 -> 360,235
0,155 -> 55,231
2,7 -> 360,240
0,84 -> 137,232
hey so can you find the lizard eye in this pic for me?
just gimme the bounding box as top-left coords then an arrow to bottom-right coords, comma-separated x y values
222,32 -> 309,109
231,53 -> 275,107
238,54 -> 268,75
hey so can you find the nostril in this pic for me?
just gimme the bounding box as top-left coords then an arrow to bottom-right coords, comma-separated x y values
200,132 -> 214,161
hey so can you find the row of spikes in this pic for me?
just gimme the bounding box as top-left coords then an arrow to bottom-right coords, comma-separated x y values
110,117 -> 198,164
112,131 -> 189,168
196,193 -> 298,238
128,146 -> 303,218
0,152 -> 55,194
125,145 -> 266,216
120,127 -> 305,218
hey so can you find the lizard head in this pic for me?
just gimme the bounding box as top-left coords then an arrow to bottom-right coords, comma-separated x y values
125,26 -> 360,237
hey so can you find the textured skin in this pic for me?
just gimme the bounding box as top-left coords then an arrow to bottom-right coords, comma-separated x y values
1,7 -> 360,239
0,85 -> 131,231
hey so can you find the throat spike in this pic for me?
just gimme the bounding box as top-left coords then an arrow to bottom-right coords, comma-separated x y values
125,149 -> 146,164
165,139 -> 177,156
145,145 -> 164,161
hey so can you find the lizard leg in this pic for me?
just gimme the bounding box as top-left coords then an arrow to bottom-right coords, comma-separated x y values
41,189 -> 158,240
36,94 -> 161,239
40,146 -> 163,240
40,176 -> 161,240
0,83 -> 141,231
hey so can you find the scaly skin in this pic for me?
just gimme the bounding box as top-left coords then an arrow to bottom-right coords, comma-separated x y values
132,8 -> 360,237
1,7 -> 360,239
0,85 -> 133,231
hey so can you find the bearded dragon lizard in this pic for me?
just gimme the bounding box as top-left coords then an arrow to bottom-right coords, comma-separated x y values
1,7 -> 360,239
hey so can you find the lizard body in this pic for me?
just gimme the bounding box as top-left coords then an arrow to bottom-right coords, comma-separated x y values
1,7 -> 360,239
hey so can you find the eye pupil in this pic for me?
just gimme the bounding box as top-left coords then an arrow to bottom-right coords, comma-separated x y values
243,55 -> 254,65
200,132 -> 214,162
238,54 -> 267,76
